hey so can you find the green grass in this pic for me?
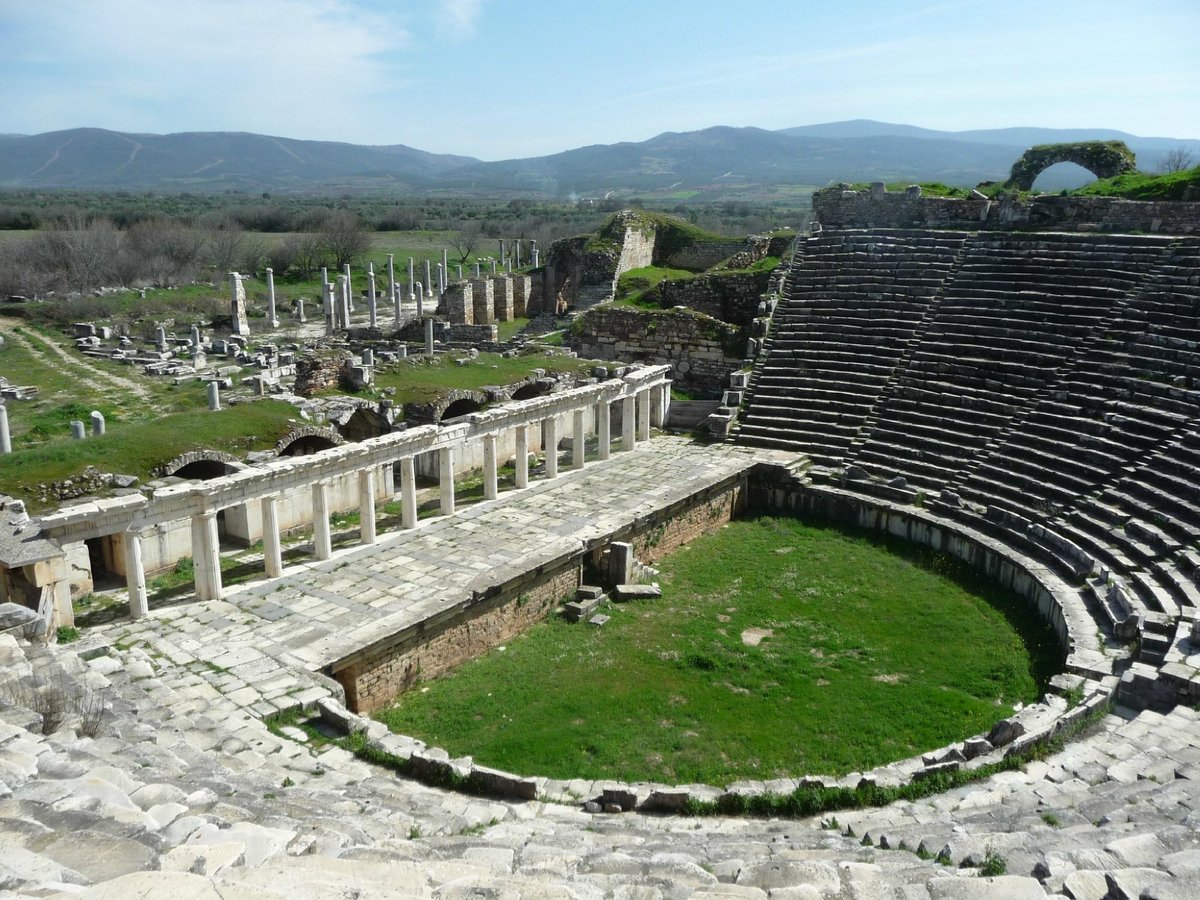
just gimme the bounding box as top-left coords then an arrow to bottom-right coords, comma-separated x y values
496,317 -> 529,342
375,516 -> 1060,785
371,351 -> 595,408
0,400 -> 299,509
614,266 -> 697,307
1070,166 -> 1200,201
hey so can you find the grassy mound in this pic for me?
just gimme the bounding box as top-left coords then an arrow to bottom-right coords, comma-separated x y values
376,516 -> 1060,785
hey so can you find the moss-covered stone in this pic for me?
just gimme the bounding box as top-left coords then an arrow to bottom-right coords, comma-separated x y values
1005,141 -> 1137,191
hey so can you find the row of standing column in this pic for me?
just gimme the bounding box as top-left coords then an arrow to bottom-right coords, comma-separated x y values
124,384 -> 668,617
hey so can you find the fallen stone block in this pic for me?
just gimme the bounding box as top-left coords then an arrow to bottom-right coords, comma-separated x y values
612,583 -> 662,601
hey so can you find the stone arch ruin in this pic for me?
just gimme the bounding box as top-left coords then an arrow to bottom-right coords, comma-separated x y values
1004,140 -> 1137,191
275,426 -> 344,457
157,450 -> 242,480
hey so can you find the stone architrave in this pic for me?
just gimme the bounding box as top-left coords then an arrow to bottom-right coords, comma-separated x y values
229,273 -> 249,336
266,267 -> 279,327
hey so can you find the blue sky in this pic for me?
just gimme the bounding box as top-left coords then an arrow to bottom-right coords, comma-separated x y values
1,0 -> 1196,159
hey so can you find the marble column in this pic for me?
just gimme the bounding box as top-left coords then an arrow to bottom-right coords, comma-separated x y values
387,254 -> 396,314
596,399 -> 611,460
637,389 -> 651,442
439,447 -> 456,515
515,425 -> 529,488
657,383 -> 671,427
572,408 -> 586,469
266,267 -> 279,327
192,510 -> 222,601
400,456 -> 418,529
261,495 -> 283,578
367,263 -> 378,328
0,403 -> 10,454
544,417 -> 558,479
380,462 -> 396,500
424,259 -> 433,301
359,468 -> 377,546
123,531 -> 148,619
622,395 -> 637,451
483,433 -> 498,501
343,263 -> 354,311
312,481 -> 332,560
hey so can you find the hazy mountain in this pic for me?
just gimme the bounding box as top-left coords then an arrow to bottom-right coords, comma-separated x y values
0,122 -> 1195,196
432,126 -> 1020,193
0,128 -> 478,190
779,120 -> 1200,168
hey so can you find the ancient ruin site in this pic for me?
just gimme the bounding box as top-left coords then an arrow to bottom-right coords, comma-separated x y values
0,133 -> 1199,900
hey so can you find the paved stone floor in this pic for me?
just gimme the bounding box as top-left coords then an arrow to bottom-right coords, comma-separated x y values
84,436 -> 779,717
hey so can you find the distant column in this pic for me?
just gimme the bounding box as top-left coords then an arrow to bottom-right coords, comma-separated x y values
514,425 -> 529,489
441,249 -> 449,292
367,263 -> 378,328
266,267 -> 279,327
229,272 -> 249,336
424,259 -> 433,300
343,263 -> 354,311
439,446 -> 456,515
483,433 -> 498,501
261,495 -> 283,578
499,239 -> 505,263
400,456 -> 418,529
637,389 -> 651,442
596,400 -> 611,460
312,481 -> 332,560
123,531 -> 148,619
322,280 -> 335,334
386,254 -> 396,314
70,420 -> 86,440
359,468 -> 377,545
572,408 -> 586,469
90,410 -> 105,437
543,416 -> 558,479
622,395 -> 636,451
424,316 -> 434,355
0,403 -> 10,454
657,383 -> 671,427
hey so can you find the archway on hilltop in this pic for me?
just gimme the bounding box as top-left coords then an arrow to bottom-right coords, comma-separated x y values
1005,141 -> 1136,191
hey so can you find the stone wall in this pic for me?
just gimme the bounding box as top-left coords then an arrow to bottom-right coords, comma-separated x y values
569,307 -> 746,395
293,353 -> 347,397
652,270 -> 773,326
657,238 -> 747,271
337,562 -> 581,712
813,185 -> 1200,234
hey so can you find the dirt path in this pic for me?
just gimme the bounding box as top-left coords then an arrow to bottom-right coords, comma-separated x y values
0,318 -> 153,401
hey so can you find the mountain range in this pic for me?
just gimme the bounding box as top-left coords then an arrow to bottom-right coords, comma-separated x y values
0,121 -> 1195,196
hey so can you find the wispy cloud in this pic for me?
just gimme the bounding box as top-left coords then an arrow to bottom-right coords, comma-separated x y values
436,0 -> 487,39
0,0 -> 410,140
